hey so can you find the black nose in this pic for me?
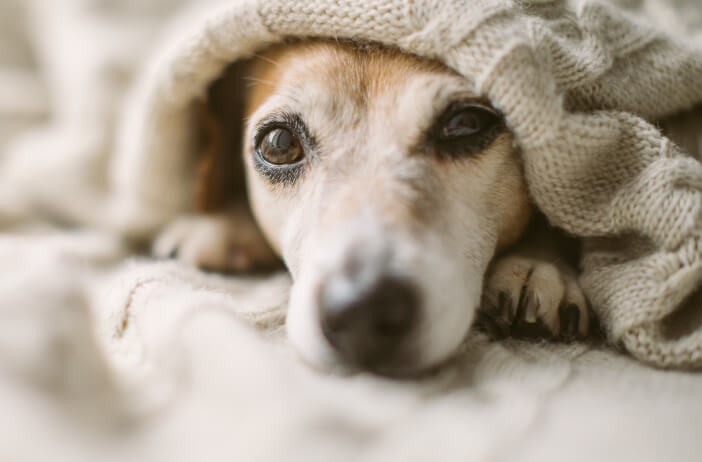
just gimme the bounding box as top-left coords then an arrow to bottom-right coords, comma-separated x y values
319,275 -> 419,368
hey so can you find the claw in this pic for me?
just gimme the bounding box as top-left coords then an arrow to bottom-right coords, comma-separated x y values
522,291 -> 539,324
497,291 -> 515,324
559,303 -> 581,340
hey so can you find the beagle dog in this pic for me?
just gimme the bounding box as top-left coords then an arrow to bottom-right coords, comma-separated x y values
154,40 -> 591,376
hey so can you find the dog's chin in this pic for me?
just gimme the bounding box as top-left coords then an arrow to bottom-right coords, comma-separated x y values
286,317 -> 474,378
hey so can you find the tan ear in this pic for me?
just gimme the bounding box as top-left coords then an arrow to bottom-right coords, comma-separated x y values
180,61 -> 281,273
195,61 -> 251,213
195,100 -> 225,212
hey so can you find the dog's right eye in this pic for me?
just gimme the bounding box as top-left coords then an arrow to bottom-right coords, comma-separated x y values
257,127 -> 303,165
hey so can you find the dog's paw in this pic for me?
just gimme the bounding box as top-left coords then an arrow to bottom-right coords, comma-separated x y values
478,256 -> 590,340
153,211 -> 279,273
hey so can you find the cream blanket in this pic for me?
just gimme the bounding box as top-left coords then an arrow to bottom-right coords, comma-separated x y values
2,0 -> 702,460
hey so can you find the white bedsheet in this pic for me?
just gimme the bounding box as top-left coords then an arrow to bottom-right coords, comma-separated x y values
1,230 -> 700,461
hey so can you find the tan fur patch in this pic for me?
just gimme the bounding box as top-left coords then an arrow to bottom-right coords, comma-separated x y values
245,41 -> 450,119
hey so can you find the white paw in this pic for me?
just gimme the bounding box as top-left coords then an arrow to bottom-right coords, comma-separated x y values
153,211 -> 278,273
479,255 -> 591,339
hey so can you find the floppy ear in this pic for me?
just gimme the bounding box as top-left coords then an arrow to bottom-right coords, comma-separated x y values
196,61 -> 250,212
153,60 -> 282,273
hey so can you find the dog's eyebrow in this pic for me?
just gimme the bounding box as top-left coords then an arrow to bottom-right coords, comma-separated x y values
397,77 -> 481,137
420,75 -> 497,124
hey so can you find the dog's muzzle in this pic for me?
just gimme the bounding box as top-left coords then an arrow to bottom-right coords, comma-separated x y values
286,215 -> 474,376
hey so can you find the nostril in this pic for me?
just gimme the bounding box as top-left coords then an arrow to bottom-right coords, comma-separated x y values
318,275 -> 419,364
369,279 -> 417,336
373,297 -> 415,336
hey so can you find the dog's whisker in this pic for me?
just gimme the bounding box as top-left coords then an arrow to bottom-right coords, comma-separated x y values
244,76 -> 277,88
251,53 -> 282,69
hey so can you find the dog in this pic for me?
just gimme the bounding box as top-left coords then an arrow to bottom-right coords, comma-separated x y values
153,39 -> 592,376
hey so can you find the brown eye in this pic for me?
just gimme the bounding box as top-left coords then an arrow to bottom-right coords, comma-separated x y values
440,105 -> 500,140
258,127 -> 303,165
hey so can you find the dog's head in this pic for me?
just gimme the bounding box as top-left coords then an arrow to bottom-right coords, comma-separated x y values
238,40 -> 531,375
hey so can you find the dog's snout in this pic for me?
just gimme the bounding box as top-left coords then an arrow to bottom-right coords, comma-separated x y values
319,275 -> 419,368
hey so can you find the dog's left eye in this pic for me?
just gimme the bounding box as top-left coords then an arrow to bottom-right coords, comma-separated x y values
439,104 -> 501,141
257,127 -> 304,165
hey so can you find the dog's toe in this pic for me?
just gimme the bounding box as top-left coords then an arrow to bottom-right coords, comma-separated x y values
153,217 -> 192,261
153,212 -> 278,273
480,256 -> 590,340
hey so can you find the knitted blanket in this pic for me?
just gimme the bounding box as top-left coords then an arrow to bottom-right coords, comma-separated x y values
1,0 -> 702,460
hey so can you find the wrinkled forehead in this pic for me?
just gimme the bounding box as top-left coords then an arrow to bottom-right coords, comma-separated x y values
244,41 -> 476,136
